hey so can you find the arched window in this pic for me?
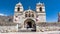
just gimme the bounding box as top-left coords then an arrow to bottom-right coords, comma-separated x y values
17,7 -> 20,11
32,14 -> 34,17
29,13 -> 30,17
25,14 -> 27,17
25,12 -> 28,17
40,7 -> 42,11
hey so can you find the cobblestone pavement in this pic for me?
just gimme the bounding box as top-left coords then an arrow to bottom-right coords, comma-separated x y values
0,31 -> 60,34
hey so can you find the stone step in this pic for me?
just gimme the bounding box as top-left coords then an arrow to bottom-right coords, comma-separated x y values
18,28 -> 36,32
18,28 -> 31,32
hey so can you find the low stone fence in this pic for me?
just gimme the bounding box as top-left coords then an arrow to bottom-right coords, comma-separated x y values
0,26 -> 18,33
36,26 -> 60,32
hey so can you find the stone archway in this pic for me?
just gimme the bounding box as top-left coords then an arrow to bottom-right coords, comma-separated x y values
24,19 -> 35,28
24,19 -> 36,31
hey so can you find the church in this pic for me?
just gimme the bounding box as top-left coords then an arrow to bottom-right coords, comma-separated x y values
13,2 -> 46,23
13,2 -> 46,31
0,2 -> 60,32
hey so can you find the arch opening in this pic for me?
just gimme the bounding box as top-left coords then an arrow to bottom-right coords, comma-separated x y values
24,19 -> 36,28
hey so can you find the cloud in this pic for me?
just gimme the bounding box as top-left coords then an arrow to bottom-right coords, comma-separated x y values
0,13 -> 7,16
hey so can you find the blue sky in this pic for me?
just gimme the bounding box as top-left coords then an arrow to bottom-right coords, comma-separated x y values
0,0 -> 60,22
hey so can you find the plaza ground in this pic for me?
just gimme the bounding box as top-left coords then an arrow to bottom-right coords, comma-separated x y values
0,31 -> 60,34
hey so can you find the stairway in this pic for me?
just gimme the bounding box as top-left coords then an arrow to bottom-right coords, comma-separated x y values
18,28 -> 31,32
18,28 -> 36,32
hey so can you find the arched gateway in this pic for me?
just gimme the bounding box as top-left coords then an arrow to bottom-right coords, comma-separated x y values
24,19 -> 36,31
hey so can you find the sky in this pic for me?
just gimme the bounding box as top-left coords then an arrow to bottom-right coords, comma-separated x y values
0,0 -> 60,22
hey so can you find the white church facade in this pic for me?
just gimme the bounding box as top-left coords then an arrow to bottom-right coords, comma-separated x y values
0,2 -> 60,32
13,2 -> 46,23
13,2 -> 46,31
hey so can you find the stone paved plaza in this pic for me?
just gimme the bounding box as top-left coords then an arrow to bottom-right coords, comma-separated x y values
0,31 -> 60,34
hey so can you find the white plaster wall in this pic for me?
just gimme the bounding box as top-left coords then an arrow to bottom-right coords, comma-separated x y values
37,13 -> 46,22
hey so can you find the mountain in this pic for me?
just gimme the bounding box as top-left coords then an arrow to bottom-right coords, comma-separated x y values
0,15 -> 13,23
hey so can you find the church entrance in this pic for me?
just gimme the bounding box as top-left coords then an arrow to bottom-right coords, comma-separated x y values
27,21 -> 32,28
24,19 -> 36,32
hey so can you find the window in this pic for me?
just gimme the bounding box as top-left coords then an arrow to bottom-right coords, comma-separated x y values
40,7 -> 42,11
32,14 -> 34,17
25,14 -> 27,17
29,13 -> 30,17
17,7 -> 20,11
25,12 -> 28,17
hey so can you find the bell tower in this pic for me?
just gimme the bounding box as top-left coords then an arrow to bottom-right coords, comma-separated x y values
15,2 -> 23,13
36,2 -> 45,13
13,2 -> 24,23
36,2 -> 46,23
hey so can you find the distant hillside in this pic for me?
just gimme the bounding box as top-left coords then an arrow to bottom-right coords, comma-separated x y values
0,16 -> 13,23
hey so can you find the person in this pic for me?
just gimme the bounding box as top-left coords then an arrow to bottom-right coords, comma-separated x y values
32,24 -> 36,32
27,24 -> 29,29
25,24 -> 27,28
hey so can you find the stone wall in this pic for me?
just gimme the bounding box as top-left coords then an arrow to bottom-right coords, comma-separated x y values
0,26 -> 18,33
